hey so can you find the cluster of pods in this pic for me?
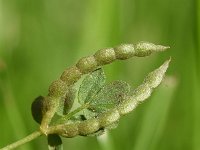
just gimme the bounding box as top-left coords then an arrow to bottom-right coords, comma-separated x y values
39,41 -> 170,137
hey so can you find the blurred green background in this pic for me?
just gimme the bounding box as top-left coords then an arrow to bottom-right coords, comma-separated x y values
0,0 -> 199,150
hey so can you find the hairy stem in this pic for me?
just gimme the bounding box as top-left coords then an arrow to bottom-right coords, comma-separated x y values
0,131 -> 42,150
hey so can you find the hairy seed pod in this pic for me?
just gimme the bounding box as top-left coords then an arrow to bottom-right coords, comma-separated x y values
47,123 -> 79,138
60,66 -> 82,85
94,48 -> 116,65
40,42 -> 170,133
48,80 -> 68,97
114,44 -> 135,59
60,42 -> 168,87
76,56 -> 98,73
118,59 -> 170,114
78,118 -> 100,135
46,59 -> 170,138
132,84 -> 152,102
62,124 -> 79,138
98,109 -> 120,127
135,41 -> 169,57
143,60 -> 170,88
117,98 -> 138,116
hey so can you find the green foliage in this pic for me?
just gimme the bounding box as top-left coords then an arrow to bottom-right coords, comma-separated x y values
86,80 -> 130,113
78,68 -> 130,114
78,68 -> 106,105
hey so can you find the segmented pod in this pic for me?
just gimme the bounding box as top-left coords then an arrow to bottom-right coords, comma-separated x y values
47,59 -> 170,137
78,118 -> 100,135
76,56 -> 98,74
94,48 -> 116,65
60,66 -> 82,85
114,44 -> 135,59
48,80 -> 68,97
40,42 -> 169,133
60,42 -> 169,86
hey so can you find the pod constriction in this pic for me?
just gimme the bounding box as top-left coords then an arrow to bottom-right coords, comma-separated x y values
47,59 -> 170,138
59,42 -> 169,86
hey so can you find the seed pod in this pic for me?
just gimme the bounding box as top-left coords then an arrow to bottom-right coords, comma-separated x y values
94,48 -> 116,65
47,59 -> 170,137
118,59 -> 170,115
54,42 -> 168,94
76,56 -> 98,73
48,80 -> 68,97
60,66 -> 82,85
135,41 -> 169,57
98,109 -> 120,127
114,44 -> 135,59
78,118 -> 100,135
39,42 -> 169,134
55,123 -> 79,138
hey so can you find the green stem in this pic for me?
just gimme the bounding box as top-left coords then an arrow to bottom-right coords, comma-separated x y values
59,103 -> 90,122
0,131 -> 42,150
0,104 -> 90,150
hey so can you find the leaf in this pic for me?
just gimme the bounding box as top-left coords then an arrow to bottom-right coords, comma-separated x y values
31,96 -> 44,124
56,87 -> 76,116
48,134 -> 63,150
88,81 -> 131,113
78,68 -> 130,115
78,68 -> 105,105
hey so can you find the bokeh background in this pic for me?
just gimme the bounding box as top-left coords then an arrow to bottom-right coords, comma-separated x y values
0,0 -> 199,150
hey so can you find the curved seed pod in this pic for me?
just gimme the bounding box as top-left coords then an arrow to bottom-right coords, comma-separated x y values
98,109 -> 120,127
48,80 -> 68,97
60,66 -> 82,86
40,42 -> 169,132
40,80 -> 68,133
114,44 -> 135,59
118,59 -> 171,115
76,56 -> 98,74
61,42 -> 169,85
47,59 -> 170,137
48,123 -> 79,138
94,48 -> 116,65
78,118 -> 100,135
135,42 -> 169,57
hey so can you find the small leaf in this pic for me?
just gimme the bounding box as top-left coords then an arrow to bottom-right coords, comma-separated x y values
48,134 -> 63,150
56,87 -> 76,116
31,96 -> 44,124
89,81 -> 131,113
78,68 -> 105,105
